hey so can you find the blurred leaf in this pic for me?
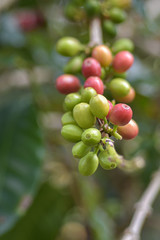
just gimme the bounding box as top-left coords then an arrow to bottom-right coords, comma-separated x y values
90,207 -> 114,240
0,183 -> 73,240
0,95 -> 45,235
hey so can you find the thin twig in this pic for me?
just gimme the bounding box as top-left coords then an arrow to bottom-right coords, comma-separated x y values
121,169 -> 160,240
89,17 -> 103,46
0,0 -> 18,11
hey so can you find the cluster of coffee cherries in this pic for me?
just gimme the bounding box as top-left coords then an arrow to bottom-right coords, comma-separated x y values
65,0 -> 131,38
55,35 -> 139,176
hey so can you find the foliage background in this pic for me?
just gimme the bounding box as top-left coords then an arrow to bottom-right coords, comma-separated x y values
0,0 -> 160,239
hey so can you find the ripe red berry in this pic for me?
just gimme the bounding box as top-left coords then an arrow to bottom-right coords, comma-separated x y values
117,119 -> 139,140
56,74 -> 81,94
109,103 -> 133,126
82,57 -> 101,78
106,100 -> 113,119
84,76 -> 104,94
113,51 -> 134,73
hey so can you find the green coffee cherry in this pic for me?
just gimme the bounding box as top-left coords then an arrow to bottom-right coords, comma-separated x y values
65,4 -> 85,21
81,128 -> 101,146
61,111 -> 76,125
72,141 -> 91,158
78,152 -> 99,176
99,150 -> 117,170
64,55 -> 84,74
103,20 -> 117,37
89,94 -> 109,119
64,93 -> 81,111
109,78 -> 131,98
61,124 -> 83,142
100,67 -> 106,80
56,37 -> 84,57
81,87 -> 97,103
112,38 -> 134,54
109,8 -> 126,23
84,0 -> 101,17
73,103 -> 96,129
113,72 -> 127,79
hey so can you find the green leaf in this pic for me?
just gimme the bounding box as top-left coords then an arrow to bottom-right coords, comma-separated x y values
0,95 -> 45,235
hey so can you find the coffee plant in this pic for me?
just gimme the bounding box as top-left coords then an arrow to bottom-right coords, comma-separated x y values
56,0 -> 139,176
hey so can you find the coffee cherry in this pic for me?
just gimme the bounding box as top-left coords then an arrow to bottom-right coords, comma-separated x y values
64,56 -> 83,74
78,152 -> 99,176
72,141 -> 91,158
56,37 -> 83,57
113,51 -> 134,73
92,45 -> 113,67
117,119 -> 139,140
90,94 -> 109,119
84,0 -> 101,17
106,100 -> 113,119
64,93 -> 81,111
73,103 -> 96,129
82,58 -> 101,78
103,20 -> 117,37
84,76 -> 104,95
112,38 -> 134,54
99,150 -> 117,170
109,78 -> 131,98
81,87 -> 97,103
61,111 -> 76,125
109,103 -> 133,126
109,8 -> 126,23
56,74 -> 81,94
81,128 -> 101,146
116,87 -> 135,103
110,0 -> 131,9
61,124 -> 83,142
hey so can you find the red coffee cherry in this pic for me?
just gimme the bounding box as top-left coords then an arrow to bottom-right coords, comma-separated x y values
56,74 -> 81,94
109,103 -> 133,126
84,76 -> 104,94
117,119 -> 139,140
116,87 -> 135,103
82,57 -> 101,78
113,51 -> 134,73
106,100 -> 113,119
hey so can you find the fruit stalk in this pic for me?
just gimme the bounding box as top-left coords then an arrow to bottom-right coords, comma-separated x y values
89,17 -> 103,46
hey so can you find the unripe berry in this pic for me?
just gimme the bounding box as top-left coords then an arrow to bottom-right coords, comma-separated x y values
61,111 -> 76,125
112,38 -> 134,54
116,87 -> 135,103
92,45 -> 113,67
56,37 -> 83,57
72,141 -> 91,158
106,100 -> 113,119
109,103 -> 133,126
78,152 -> 99,176
113,51 -> 134,73
84,76 -> 104,95
109,78 -> 131,98
61,124 -> 83,142
81,87 -> 97,103
99,150 -> 117,170
117,119 -> 139,140
81,128 -> 101,146
64,93 -> 81,111
84,0 -> 101,17
89,94 -> 109,119
109,8 -> 127,23
103,20 -> 117,37
82,57 -> 101,78
73,103 -> 96,129
64,56 -> 83,74
56,74 -> 81,94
